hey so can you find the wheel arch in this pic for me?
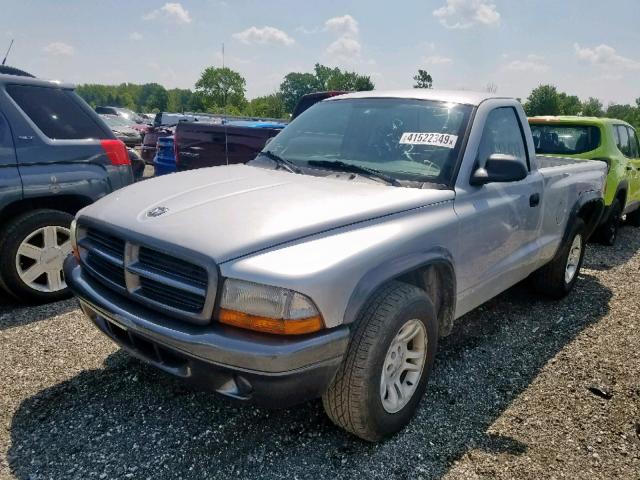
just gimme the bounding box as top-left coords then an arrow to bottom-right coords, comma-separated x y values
613,180 -> 628,208
557,191 -> 604,255
0,195 -> 93,228
343,249 -> 457,336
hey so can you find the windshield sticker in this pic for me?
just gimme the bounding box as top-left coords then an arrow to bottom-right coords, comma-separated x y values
399,132 -> 458,148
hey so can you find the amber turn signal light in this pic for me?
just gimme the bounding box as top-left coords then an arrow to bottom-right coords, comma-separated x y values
218,308 -> 324,335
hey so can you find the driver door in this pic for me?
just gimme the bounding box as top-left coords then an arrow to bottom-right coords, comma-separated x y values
454,106 -> 543,315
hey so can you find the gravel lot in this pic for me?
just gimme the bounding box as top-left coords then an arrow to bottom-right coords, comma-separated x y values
1,226 -> 639,480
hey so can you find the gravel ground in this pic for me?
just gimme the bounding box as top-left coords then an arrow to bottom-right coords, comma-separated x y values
1,227 -> 639,480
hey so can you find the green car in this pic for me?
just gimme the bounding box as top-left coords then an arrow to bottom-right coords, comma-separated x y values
529,116 -> 640,245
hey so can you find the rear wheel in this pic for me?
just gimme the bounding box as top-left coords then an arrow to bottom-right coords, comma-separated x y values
0,209 -> 74,303
322,281 -> 438,442
531,218 -> 586,299
626,207 -> 640,227
596,199 -> 622,246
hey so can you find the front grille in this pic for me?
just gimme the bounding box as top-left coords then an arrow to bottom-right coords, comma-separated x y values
85,251 -> 126,288
138,247 -> 208,288
86,228 -> 124,260
78,225 -> 214,322
139,276 -> 205,313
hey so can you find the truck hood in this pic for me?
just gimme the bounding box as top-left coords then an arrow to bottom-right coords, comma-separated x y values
81,164 -> 454,263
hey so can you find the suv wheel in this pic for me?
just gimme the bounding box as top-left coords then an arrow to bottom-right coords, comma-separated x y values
322,281 -> 438,441
531,218 -> 586,299
0,209 -> 74,303
626,207 -> 640,227
596,199 -> 622,246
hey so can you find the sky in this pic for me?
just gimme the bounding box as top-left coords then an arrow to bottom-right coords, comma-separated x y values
2,0 -> 639,105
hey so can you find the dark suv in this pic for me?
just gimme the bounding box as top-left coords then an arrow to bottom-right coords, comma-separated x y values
0,73 -> 133,303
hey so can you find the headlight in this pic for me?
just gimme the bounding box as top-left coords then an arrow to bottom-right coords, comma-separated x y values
218,279 -> 324,335
70,219 -> 79,260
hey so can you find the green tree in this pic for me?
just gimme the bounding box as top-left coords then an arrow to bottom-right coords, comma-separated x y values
167,88 -> 194,112
279,72 -> 320,113
195,67 -> 247,111
581,97 -> 604,117
138,83 -> 168,112
245,93 -> 286,119
523,85 -> 562,116
279,64 -> 374,113
413,69 -> 433,89
559,93 -> 581,115
606,103 -> 635,122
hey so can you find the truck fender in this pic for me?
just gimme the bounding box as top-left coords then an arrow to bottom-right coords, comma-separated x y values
343,248 -> 456,335
556,191 -> 604,258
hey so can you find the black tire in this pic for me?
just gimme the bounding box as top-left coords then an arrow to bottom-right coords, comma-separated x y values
595,199 -> 622,246
626,207 -> 640,227
0,209 -> 74,303
531,218 -> 586,299
322,281 -> 438,442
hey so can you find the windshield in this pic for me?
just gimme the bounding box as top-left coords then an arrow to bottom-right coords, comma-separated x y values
530,123 -> 601,155
264,98 -> 472,184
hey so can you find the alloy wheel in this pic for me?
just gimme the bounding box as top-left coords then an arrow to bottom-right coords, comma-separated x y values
15,225 -> 72,292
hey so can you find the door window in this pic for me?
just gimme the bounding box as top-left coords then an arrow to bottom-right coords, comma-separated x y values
478,107 -> 528,167
7,85 -> 107,140
0,110 -> 12,149
626,127 -> 639,158
615,125 -> 631,157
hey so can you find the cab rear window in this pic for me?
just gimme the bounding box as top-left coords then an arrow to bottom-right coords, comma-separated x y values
530,124 -> 601,155
6,84 -> 107,140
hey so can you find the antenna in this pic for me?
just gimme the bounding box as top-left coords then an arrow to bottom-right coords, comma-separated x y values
222,42 -> 229,165
2,39 -> 14,66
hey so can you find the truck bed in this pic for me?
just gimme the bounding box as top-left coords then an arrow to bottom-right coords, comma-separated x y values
537,155 -> 606,171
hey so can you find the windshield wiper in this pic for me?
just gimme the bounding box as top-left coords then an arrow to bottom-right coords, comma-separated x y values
259,150 -> 301,174
307,160 -> 401,186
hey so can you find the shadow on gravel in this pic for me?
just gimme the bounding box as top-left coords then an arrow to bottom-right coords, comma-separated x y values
8,274 -> 612,479
0,293 -> 77,331
584,224 -> 640,270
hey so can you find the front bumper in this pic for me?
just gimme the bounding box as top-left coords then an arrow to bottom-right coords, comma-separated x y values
64,255 -> 349,407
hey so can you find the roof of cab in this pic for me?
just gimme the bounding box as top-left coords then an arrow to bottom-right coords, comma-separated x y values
528,115 -> 631,127
0,73 -> 74,89
327,89 -> 509,106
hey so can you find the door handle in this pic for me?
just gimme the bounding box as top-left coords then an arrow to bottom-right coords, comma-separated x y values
17,135 -> 34,141
529,193 -> 540,207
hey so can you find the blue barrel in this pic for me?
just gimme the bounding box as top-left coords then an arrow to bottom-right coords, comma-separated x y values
153,136 -> 176,176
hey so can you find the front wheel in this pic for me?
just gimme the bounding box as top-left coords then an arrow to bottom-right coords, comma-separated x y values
322,281 -> 438,442
0,209 -> 74,303
531,218 -> 586,299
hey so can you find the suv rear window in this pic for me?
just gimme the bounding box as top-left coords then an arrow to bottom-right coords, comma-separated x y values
7,85 -> 107,140
530,124 -> 601,155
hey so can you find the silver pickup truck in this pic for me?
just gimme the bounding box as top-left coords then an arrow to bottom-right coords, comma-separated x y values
64,90 -> 606,441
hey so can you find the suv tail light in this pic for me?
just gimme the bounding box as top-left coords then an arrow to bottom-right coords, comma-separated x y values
101,139 -> 130,165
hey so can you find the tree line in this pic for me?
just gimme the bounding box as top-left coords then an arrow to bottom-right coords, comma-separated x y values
76,66 -> 639,129
522,84 -> 640,130
76,63 -> 374,120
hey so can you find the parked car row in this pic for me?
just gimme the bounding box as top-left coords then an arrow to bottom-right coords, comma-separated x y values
63,90 -> 612,442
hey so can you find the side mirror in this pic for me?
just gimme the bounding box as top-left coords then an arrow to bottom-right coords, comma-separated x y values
470,154 -> 528,186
